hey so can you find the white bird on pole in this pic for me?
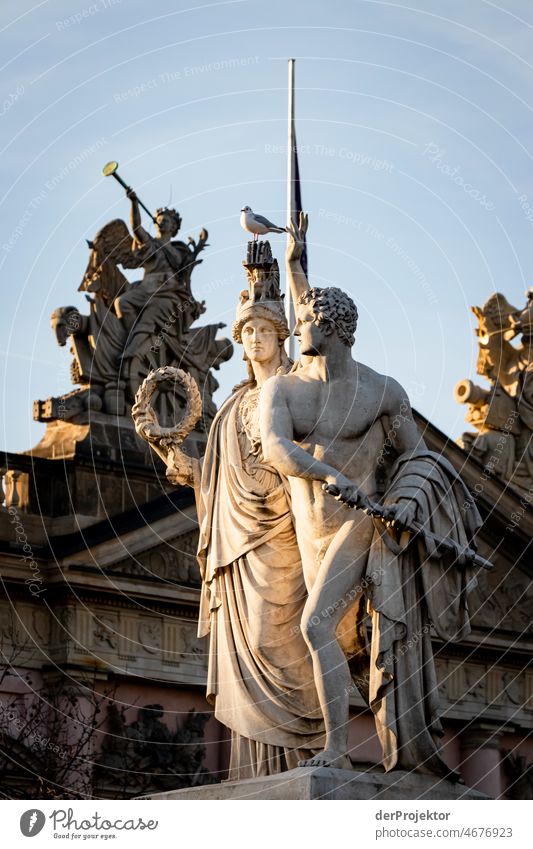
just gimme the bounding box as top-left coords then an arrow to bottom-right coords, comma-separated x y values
240,206 -> 287,240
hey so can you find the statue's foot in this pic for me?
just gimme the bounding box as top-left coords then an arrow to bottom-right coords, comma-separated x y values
298,748 -> 352,770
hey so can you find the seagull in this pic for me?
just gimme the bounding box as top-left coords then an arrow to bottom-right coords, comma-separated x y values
240,206 -> 286,240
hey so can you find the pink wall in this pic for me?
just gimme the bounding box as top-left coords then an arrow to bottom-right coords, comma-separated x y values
99,681 -> 228,778
2,672 -> 531,797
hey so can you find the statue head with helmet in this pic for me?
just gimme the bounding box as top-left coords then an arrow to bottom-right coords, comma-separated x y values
232,241 -> 291,383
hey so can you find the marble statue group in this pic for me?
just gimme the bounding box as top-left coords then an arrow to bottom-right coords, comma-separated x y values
133,212 -> 486,782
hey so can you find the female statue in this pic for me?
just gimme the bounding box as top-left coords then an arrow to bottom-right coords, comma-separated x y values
133,242 -> 323,779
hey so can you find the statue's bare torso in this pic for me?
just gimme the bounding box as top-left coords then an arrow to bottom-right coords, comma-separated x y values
284,362 -> 387,511
266,360 -> 408,584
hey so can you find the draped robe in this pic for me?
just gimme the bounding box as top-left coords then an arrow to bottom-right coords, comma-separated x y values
367,450 -> 482,776
196,384 -> 323,779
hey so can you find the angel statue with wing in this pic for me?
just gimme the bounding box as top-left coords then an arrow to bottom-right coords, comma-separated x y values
37,189 -> 232,430
114,190 -> 206,355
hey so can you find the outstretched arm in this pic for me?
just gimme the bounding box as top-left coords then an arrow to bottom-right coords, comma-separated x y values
260,376 -> 370,507
285,212 -> 310,303
128,189 -> 151,247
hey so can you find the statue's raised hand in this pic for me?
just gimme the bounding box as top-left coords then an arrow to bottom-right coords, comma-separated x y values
286,211 -> 308,264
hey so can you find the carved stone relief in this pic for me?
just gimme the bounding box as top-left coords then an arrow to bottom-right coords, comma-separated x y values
470,569 -> 533,634
138,620 -> 162,654
105,531 -> 200,585
93,614 -> 119,650
436,658 -> 531,721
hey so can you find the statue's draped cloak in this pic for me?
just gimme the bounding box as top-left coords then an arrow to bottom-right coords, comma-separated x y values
88,297 -> 126,382
367,451 -> 482,776
196,386 -> 323,777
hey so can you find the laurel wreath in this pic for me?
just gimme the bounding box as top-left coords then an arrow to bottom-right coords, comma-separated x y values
132,366 -> 202,449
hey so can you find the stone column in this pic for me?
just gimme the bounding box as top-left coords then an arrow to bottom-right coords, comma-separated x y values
459,722 -> 503,797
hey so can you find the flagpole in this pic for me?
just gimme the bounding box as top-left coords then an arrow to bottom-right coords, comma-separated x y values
286,58 -> 296,360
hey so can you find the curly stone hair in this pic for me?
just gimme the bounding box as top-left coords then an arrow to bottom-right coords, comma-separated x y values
297,286 -> 358,347
155,207 -> 182,233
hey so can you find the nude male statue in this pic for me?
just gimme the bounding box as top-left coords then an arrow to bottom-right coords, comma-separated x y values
260,285 -> 424,770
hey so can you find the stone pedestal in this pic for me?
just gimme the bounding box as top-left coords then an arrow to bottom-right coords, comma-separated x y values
139,766 -> 489,801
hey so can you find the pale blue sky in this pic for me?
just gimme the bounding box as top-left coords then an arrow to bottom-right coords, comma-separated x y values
2,0 -> 533,452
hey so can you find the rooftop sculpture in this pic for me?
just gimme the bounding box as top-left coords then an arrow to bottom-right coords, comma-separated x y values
455,290 -> 533,494
32,166 -> 233,459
